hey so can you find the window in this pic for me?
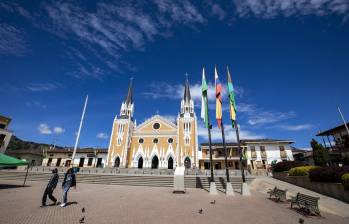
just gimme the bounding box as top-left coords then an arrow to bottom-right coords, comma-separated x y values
185,136 -> 190,145
279,146 -> 285,151
117,137 -> 122,145
260,146 -> 266,151
153,123 -> 160,130
153,138 -> 159,144
168,138 -> 173,144
88,158 -> 93,166
139,138 -> 144,144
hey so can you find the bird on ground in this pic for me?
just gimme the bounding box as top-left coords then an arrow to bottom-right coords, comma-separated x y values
210,200 -> 216,205
82,207 -> 85,213
198,209 -> 203,214
79,216 -> 85,223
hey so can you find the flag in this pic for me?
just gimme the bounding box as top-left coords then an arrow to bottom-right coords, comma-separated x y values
201,68 -> 209,128
227,67 -> 237,127
215,66 -> 223,129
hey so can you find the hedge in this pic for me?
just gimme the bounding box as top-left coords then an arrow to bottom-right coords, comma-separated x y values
309,166 -> 349,183
272,161 -> 304,172
342,173 -> 349,190
288,166 -> 319,176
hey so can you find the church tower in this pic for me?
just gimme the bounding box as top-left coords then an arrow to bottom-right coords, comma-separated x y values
106,81 -> 134,168
177,78 -> 199,168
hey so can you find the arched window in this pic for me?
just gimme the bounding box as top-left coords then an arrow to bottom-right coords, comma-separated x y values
138,157 -> 143,169
168,157 -> 174,169
151,155 -> 159,169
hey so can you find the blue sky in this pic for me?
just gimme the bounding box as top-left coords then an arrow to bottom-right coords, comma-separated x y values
1,0 -> 349,149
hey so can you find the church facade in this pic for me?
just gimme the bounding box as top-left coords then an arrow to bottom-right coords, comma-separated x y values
106,79 -> 199,169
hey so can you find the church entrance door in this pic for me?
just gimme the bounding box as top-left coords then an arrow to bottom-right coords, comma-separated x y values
151,156 -> 159,169
184,157 -> 191,169
138,157 -> 143,169
114,157 -> 120,168
168,157 -> 173,169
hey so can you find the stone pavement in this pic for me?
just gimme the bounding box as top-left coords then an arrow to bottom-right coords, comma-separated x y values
0,179 -> 348,224
250,176 -> 349,218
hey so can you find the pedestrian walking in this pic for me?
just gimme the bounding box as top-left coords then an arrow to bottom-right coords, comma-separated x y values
41,168 -> 59,207
60,167 -> 76,207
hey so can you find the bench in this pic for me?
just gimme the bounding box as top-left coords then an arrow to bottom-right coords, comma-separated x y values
291,193 -> 320,216
267,187 -> 287,202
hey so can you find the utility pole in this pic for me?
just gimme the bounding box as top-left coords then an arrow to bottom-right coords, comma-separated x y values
338,106 -> 349,136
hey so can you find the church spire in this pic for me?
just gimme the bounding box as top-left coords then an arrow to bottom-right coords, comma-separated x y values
183,74 -> 191,103
125,79 -> 133,105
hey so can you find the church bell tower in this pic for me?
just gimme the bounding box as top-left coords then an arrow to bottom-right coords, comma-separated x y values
107,80 -> 134,168
177,77 -> 198,168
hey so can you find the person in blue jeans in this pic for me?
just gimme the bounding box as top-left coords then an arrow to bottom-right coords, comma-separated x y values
60,168 -> 76,207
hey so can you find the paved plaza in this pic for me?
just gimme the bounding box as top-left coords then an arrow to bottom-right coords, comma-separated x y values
0,179 -> 349,224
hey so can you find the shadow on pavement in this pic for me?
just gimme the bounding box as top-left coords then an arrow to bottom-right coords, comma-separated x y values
0,184 -> 31,189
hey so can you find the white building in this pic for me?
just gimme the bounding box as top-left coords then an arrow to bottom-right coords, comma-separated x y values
200,139 -> 294,171
42,148 -> 108,168
0,115 -> 13,153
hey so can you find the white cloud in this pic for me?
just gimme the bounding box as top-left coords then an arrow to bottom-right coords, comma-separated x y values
96,132 -> 109,140
247,111 -> 295,126
53,126 -> 65,134
38,123 -> 65,135
232,0 -> 349,19
162,115 -> 177,123
25,101 -> 47,109
38,123 -> 52,135
278,124 -> 313,131
27,83 -> 58,92
197,122 -> 264,142
0,23 -> 27,56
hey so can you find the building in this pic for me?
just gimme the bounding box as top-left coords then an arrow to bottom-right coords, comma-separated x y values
6,150 -> 43,166
106,79 -> 198,169
317,122 -> 349,155
200,139 -> 294,171
41,148 -> 108,168
0,115 -> 13,153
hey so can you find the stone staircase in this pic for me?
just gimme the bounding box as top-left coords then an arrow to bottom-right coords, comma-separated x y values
0,171 -> 254,192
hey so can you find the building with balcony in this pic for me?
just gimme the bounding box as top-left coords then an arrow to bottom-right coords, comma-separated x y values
317,122 -> 349,155
0,115 -> 13,153
200,139 -> 294,171
41,148 -> 108,168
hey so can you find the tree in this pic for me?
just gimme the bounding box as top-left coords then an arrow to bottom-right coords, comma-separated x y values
311,139 -> 329,167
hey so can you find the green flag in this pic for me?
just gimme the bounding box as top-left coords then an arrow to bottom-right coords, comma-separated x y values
201,68 -> 209,128
227,66 -> 237,127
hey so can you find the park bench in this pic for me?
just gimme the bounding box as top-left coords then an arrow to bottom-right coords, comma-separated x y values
291,193 -> 321,216
267,187 -> 287,202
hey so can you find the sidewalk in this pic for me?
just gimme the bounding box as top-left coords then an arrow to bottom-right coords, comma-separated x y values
250,176 -> 349,218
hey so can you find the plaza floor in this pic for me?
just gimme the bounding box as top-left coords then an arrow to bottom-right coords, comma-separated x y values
0,179 -> 348,224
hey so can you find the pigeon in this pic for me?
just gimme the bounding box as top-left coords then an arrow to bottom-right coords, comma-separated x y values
198,209 -> 203,214
82,207 -> 85,213
79,216 -> 85,223
210,200 -> 216,205
299,218 -> 304,224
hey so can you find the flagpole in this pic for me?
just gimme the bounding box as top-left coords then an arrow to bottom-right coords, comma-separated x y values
71,95 -> 88,166
220,120 -> 230,183
205,95 -> 215,184
234,120 -> 246,183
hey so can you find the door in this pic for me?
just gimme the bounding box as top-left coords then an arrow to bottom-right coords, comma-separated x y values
96,158 -> 102,167
168,157 -> 173,169
184,157 -> 191,169
138,157 -> 143,169
114,157 -> 120,168
65,160 -> 71,167
47,158 -> 52,166
79,158 -> 85,167
56,158 -> 61,167
151,156 -> 159,169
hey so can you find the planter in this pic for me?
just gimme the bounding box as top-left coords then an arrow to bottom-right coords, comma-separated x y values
273,172 -> 349,203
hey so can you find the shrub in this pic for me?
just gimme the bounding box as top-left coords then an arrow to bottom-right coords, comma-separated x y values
309,166 -> 349,183
342,173 -> 349,190
272,161 -> 304,172
288,166 -> 319,176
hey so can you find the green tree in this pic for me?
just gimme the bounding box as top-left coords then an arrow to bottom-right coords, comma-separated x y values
311,139 -> 329,167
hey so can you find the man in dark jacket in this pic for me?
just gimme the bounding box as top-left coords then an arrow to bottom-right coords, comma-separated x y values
41,168 -> 59,207
60,167 -> 76,207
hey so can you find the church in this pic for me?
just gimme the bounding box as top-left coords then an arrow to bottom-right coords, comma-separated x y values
106,79 -> 199,169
